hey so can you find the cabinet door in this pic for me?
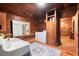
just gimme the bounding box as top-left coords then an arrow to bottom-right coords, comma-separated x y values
0,12 -> 6,32
46,21 -> 56,45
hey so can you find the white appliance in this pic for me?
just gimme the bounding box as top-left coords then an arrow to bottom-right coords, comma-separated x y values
35,30 -> 46,43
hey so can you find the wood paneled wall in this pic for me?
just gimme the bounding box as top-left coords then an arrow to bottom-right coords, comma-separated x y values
38,5 -> 77,32
7,13 -> 38,34
0,12 -> 38,34
0,12 -> 6,32
60,17 -> 72,36
0,4 -> 77,35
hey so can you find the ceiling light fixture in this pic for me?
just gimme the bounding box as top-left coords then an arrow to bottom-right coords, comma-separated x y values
36,3 -> 46,8
37,3 -> 46,6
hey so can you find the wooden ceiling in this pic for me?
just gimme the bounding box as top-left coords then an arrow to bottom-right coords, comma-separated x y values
0,3 -> 77,20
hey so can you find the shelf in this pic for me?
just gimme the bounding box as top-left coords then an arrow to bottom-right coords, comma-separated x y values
47,15 -> 55,17
46,8 -> 56,22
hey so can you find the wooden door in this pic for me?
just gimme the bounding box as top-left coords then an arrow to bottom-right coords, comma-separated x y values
46,21 -> 56,45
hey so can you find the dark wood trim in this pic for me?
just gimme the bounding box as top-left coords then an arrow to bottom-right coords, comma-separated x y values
10,20 -> 13,37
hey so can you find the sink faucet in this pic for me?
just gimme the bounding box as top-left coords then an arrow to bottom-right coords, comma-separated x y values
0,33 -> 12,41
5,33 -> 12,41
0,33 -> 5,39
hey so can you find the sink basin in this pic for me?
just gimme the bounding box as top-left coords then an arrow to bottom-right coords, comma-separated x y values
2,38 -> 29,52
0,38 -> 30,56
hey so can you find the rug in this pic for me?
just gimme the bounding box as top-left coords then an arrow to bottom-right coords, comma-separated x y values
30,42 -> 61,56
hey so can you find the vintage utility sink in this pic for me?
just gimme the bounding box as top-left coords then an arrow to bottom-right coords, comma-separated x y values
0,38 -> 30,56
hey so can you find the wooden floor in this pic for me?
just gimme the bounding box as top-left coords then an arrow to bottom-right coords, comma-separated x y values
58,36 -> 76,56
26,36 -> 77,56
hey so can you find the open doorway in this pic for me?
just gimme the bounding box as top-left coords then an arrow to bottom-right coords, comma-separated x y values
60,17 -> 75,51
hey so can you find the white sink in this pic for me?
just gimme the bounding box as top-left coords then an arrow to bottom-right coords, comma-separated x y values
2,38 -> 30,52
0,38 -> 30,56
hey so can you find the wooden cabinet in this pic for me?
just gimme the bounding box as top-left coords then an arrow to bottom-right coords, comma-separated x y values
0,12 -> 6,32
46,8 -> 57,45
46,8 -> 61,46
46,21 -> 56,45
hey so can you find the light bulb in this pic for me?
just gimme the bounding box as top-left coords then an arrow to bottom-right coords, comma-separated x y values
37,3 -> 45,6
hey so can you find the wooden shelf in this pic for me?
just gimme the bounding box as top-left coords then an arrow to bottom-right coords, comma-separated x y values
46,7 -> 56,22
47,15 -> 55,17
